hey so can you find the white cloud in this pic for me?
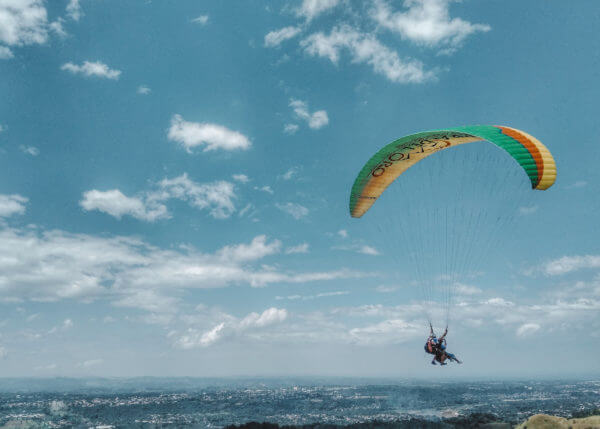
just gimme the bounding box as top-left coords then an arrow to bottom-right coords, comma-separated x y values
516,322 -> 540,337
359,245 -> 379,255
454,283 -> 481,295
539,255 -> 600,276
254,185 -> 274,195
276,202 -> 309,219
66,0 -> 82,21
79,358 -> 103,368
350,319 -> 422,345
519,205 -> 538,215
375,285 -> 398,293
168,114 -> 251,153
19,145 -> 39,156
232,174 -> 249,183
0,194 -> 27,218
337,229 -> 348,238
218,235 -> 281,263
49,18 -> 66,38
301,25 -> 433,83
280,167 -> 298,180
289,99 -> 329,130
296,0 -> 340,21
80,189 -> 169,222
566,180 -> 587,189
83,174 -> 239,222
240,307 -> 288,329
113,289 -> 180,315
61,61 -> 121,79
371,0 -> 490,51
191,15 -> 209,25
0,0 -> 49,47
333,243 -> 380,255
238,203 -> 254,217
265,26 -> 302,47
34,363 -> 56,371
0,45 -> 13,59
0,227 -> 366,307
175,307 -> 288,349
157,174 -> 237,219
280,290 -> 350,300
283,123 -> 299,134
137,85 -> 151,95
286,243 -> 309,254
483,297 -> 514,307
49,318 -> 74,334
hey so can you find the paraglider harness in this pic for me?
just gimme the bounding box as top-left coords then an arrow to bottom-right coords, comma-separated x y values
425,325 -> 449,362
424,337 -> 436,354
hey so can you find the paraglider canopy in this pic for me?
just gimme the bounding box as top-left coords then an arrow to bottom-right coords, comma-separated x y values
350,125 -> 556,218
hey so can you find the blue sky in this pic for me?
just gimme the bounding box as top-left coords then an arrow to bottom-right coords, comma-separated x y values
0,0 -> 599,378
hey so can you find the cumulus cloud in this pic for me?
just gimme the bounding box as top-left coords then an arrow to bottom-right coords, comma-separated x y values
516,322 -> 540,337
175,307 -> 288,349
276,290 -> 348,301
79,358 -> 103,368
483,297 -> 514,307
285,243 -> 309,254
137,85 -> 151,95
350,319 -> 422,345
81,174 -> 238,221
240,307 -> 288,329
283,123 -> 299,134
276,202 -> 309,219
19,145 -> 39,156
301,26 -> 433,83
66,0 -> 82,21
0,0 -> 49,48
265,26 -> 302,47
61,61 -> 121,79
80,189 -> 169,222
296,0 -> 340,21
280,167 -> 298,180
191,15 -> 209,25
0,227 -> 364,308
375,285 -> 399,293
217,235 -> 281,263
454,283 -> 481,295
538,255 -> 600,276
519,205 -> 538,215
156,174 -> 237,219
48,318 -> 74,334
168,114 -> 251,152
255,185 -> 274,194
49,18 -> 67,38
371,0 -> 490,52
0,46 -> 13,59
232,174 -> 249,183
333,243 -> 380,255
0,194 -> 27,218
289,99 -> 329,130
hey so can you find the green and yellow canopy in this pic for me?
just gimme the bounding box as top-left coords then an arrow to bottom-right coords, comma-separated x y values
349,125 -> 557,218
